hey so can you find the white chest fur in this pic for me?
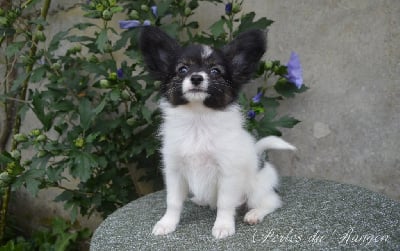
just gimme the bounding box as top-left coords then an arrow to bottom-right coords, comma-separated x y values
160,101 -> 258,207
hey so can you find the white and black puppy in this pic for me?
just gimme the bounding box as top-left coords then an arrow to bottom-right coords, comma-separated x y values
139,26 -> 295,239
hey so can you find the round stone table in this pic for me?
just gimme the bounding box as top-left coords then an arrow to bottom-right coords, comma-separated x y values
90,177 -> 400,250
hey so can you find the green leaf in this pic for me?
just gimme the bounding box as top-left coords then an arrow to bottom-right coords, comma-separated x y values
237,12 -> 273,34
157,0 -> 173,16
95,29 -> 108,53
30,66 -> 46,83
210,19 -> 226,38
274,78 -> 308,98
73,22 -> 96,30
6,42 -> 25,58
32,92 -> 53,130
79,98 -> 93,131
48,30 -> 69,52
93,98 -> 107,116
71,151 -> 96,181
274,115 -> 301,128
110,6 -> 123,13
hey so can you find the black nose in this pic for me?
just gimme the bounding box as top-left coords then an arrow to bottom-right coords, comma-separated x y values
190,74 -> 204,86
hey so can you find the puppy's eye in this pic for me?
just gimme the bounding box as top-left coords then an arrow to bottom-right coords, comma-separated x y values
178,66 -> 189,74
210,67 -> 221,75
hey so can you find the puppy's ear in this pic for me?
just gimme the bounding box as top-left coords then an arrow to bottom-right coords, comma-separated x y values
222,30 -> 266,84
139,26 -> 181,81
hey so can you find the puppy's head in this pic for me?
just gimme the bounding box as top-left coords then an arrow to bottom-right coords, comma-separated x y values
139,26 -> 266,109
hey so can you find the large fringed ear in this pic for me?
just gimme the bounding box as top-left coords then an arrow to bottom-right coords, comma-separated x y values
139,26 -> 181,81
222,30 -> 266,84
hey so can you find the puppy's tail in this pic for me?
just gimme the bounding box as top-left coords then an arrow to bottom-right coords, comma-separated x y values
256,136 -> 296,155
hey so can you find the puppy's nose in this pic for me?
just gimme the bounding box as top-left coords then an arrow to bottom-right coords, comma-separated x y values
190,74 -> 204,86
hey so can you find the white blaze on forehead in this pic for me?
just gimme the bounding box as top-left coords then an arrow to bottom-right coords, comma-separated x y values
201,45 -> 213,59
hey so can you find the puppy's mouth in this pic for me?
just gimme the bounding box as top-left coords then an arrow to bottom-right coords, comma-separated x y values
183,88 -> 210,101
185,88 -> 207,94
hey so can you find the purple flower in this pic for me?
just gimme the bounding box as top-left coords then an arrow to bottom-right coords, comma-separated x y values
119,20 -> 141,29
247,110 -> 256,119
285,52 -> 303,89
252,92 -> 262,103
143,20 -> 151,26
225,3 -> 232,15
151,5 -> 158,17
117,68 -> 123,79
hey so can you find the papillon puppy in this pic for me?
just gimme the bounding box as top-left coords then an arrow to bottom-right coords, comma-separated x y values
139,26 -> 296,239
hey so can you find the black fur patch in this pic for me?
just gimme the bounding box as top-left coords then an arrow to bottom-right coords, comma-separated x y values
139,26 -> 266,110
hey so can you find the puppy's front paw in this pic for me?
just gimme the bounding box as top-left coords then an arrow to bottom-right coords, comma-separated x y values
212,223 -> 235,239
152,219 -> 177,236
244,209 -> 267,225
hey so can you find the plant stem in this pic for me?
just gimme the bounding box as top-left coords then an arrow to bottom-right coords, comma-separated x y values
0,0 -> 52,243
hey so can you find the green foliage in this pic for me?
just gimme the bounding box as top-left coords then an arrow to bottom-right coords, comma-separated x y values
0,217 -> 90,251
0,0 -> 307,248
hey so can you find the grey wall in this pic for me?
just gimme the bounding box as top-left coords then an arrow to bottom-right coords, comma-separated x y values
238,0 -> 400,200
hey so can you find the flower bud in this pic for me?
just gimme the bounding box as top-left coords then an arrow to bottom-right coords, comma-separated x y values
129,10 -> 139,20
74,137 -> 85,148
0,172 -> 11,184
184,7 -> 192,16
10,150 -> 21,160
88,55 -> 98,63
13,133 -> 28,143
121,89 -> 131,100
52,63 -> 61,71
264,61 -> 273,70
109,72 -> 117,80
99,79 -> 110,88
126,117 -> 136,126
96,3 -> 104,11
232,3 -> 241,13
102,9 -> 112,21
34,30 -> 46,42
30,129 -> 41,137
141,5 -> 149,12
37,150 -> 47,158
36,134 -> 47,142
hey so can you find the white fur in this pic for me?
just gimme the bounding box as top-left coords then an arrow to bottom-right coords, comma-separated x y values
152,100 -> 295,239
201,45 -> 213,59
182,72 -> 210,102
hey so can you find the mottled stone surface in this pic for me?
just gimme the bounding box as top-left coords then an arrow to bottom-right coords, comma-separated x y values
90,177 -> 400,250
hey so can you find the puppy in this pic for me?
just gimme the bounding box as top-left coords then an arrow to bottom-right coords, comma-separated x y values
139,26 -> 296,239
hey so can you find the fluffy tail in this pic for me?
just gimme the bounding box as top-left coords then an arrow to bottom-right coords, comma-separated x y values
256,136 -> 296,155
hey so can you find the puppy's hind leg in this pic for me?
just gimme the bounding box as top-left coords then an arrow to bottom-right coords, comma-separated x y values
244,162 -> 282,225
